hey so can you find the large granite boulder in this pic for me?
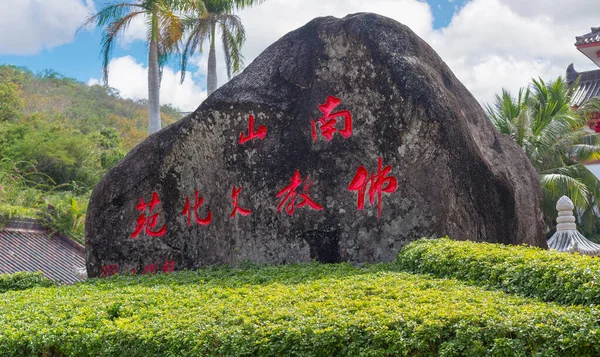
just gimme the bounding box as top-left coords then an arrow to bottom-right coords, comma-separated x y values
85,13 -> 545,278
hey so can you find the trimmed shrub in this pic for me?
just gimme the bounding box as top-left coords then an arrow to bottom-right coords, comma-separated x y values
1,263 -> 600,356
0,271 -> 55,293
396,237 -> 600,306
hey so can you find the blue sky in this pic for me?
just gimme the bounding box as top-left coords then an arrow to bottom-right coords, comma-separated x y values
0,0 -> 462,83
0,0 -> 596,111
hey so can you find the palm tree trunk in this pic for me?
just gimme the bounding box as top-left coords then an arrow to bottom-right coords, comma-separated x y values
147,14 -> 161,135
207,23 -> 217,96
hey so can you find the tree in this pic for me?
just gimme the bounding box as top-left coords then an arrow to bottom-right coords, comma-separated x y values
180,0 -> 261,96
0,82 -> 24,122
0,65 -> 25,121
82,0 -> 184,135
486,77 -> 600,234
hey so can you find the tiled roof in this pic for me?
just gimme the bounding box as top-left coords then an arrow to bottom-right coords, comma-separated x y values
0,220 -> 85,284
567,64 -> 600,106
575,27 -> 600,46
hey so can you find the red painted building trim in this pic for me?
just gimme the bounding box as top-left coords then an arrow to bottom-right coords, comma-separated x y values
577,42 -> 600,49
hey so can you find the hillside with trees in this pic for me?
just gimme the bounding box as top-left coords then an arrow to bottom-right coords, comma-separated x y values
0,64 -> 185,242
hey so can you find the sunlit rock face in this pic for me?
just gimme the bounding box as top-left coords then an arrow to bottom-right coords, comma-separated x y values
85,13 -> 545,278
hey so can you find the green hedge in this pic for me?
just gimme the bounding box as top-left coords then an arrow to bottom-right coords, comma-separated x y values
0,271 -> 55,293
1,263 -> 600,356
396,237 -> 600,306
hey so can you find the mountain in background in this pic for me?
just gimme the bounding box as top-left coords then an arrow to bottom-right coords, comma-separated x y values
0,64 -> 189,242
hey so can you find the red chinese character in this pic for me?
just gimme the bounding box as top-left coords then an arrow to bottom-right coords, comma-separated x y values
101,264 -> 119,277
311,96 -> 352,142
143,264 -> 156,274
181,190 -> 212,227
348,157 -> 398,219
229,186 -> 252,218
276,170 -> 324,216
239,114 -> 267,144
162,260 -> 175,273
130,192 -> 167,238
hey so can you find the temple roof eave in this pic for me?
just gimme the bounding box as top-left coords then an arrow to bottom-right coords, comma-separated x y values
575,27 -> 600,46
567,64 -> 600,107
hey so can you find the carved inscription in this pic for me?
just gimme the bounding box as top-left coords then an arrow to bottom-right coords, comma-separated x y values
103,95 -> 398,277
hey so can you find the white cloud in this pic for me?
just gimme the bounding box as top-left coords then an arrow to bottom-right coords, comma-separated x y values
424,0 -> 598,105
236,0 -> 433,68
88,0 -> 598,110
501,0 -> 597,27
88,56 -> 207,112
230,0 -> 596,107
87,78 -> 100,86
96,0 -> 434,112
449,55 -> 563,105
153,0 -> 433,93
0,0 -> 94,55
173,0 -> 434,99
121,13 -> 148,47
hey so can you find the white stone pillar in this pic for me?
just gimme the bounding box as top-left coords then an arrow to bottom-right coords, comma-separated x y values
556,196 -> 577,231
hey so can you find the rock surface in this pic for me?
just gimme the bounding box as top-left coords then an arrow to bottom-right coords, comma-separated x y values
85,13 -> 545,277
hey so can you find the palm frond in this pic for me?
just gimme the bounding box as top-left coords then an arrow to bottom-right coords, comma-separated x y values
579,96 -> 600,115
79,3 -> 143,33
205,0 -> 235,13
568,144 -> 600,162
178,0 -> 249,88
157,1 -> 184,49
487,75 -> 600,233
154,1 -> 184,77
486,87 -> 530,143
230,0 -> 266,10
167,0 -> 203,13
569,130 -> 600,147
223,15 -> 245,74
219,14 -> 245,80
179,16 -> 211,82
540,171 -> 589,210
100,10 -> 146,84
221,23 -> 232,80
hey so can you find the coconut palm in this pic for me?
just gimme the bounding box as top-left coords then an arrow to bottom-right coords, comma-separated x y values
82,0 -> 185,135
486,77 -> 600,233
179,0 -> 260,96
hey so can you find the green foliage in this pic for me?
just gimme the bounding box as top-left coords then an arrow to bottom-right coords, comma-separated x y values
39,192 -> 89,244
0,117 -> 104,187
0,82 -> 24,121
0,272 -> 55,294
397,237 -> 600,306
1,263 -> 600,356
0,64 -> 182,241
486,77 -> 600,234
0,159 -> 89,243
95,128 -> 126,170
8,65 -> 180,148
0,159 -> 55,217
0,65 -> 25,122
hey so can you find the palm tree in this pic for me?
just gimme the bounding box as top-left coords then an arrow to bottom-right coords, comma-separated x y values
179,0 -> 260,96
486,77 -> 600,233
82,0 -> 184,135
